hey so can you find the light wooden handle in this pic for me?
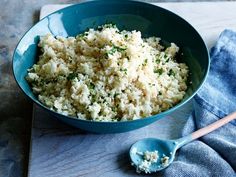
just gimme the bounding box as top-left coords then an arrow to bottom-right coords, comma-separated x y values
191,111 -> 236,140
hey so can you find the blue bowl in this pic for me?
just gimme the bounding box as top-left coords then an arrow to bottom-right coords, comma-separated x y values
13,0 -> 209,133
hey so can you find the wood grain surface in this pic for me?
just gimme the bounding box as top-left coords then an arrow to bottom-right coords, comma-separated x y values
29,2 -> 236,177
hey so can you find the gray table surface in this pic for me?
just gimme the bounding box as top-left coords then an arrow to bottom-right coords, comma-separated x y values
0,0 -> 230,177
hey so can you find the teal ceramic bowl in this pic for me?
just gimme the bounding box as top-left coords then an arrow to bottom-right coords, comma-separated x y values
13,0 -> 209,133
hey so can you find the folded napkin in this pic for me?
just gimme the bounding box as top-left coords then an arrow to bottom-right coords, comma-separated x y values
163,30 -> 236,177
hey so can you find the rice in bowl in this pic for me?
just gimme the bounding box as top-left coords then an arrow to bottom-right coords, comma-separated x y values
26,24 -> 189,121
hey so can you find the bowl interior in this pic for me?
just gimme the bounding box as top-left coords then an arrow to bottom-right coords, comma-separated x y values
13,0 -> 209,122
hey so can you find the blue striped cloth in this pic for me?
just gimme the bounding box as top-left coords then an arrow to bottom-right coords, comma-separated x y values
163,30 -> 236,177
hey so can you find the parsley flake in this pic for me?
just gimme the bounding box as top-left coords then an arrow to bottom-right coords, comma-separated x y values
154,68 -> 164,75
67,73 -> 77,80
168,69 -> 175,76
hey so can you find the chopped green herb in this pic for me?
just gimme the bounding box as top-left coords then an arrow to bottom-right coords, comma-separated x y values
109,47 -> 117,55
67,73 -> 77,80
104,52 -> 109,59
120,68 -> 127,75
103,23 -> 117,28
97,23 -> 117,31
114,92 -> 120,98
91,95 -> 96,102
88,82 -> 95,89
142,59 -> 148,66
77,32 -> 88,39
97,26 -> 103,31
155,58 -> 160,63
154,68 -> 164,75
111,107 -> 117,112
168,69 -> 175,76
124,34 -> 128,38
114,45 -> 127,52
148,83 -> 155,86
105,45 -> 127,57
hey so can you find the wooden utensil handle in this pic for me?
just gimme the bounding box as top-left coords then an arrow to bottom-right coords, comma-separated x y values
191,111 -> 236,140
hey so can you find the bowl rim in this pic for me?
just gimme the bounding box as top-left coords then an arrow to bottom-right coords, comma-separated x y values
12,0 -> 210,124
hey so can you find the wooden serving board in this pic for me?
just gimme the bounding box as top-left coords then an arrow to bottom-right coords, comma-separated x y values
29,2 -> 236,177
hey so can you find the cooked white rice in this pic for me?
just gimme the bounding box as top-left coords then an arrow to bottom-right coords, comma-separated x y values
137,150 -> 159,173
26,24 -> 189,121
